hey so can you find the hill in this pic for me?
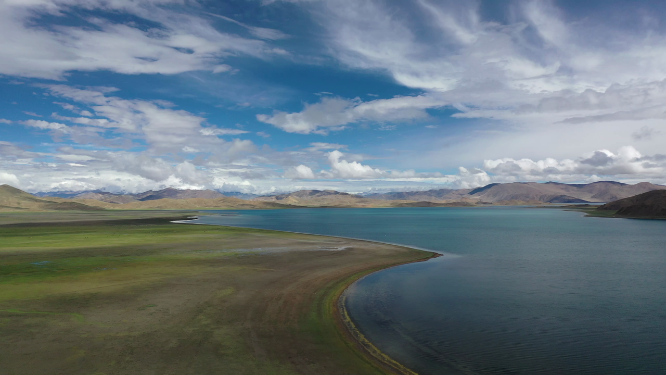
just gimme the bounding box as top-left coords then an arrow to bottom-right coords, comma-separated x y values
0,185 -> 295,211
0,184 -> 102,211
74,188 -> 227,203
366,188 -> 473,202
255,190 -> 405,207
597,190 -> 666,218
365,181 -> 666,204
75,197 -> 297,210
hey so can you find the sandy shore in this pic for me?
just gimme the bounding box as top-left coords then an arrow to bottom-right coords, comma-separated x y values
0,211 -> 435,375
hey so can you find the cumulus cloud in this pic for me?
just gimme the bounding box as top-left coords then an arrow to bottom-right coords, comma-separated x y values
0,172 -> 20,186
284,165 -> 315,179
481,146 -> 665,182
454,167 -> 490,189
325,150 -> 384,179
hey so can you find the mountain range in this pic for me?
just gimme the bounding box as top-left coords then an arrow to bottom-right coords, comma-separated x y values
3,181 -> 666,212
0,185 -> 292,212
365,181 -> 666,204
38,188 -> 259,203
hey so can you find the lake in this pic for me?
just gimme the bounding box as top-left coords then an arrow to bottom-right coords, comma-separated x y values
189,207 -> 666,374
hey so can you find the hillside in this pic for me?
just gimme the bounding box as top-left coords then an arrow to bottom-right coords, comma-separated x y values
254,190 -> 389,207
364,181 -> 666,203
0,184 -> 102,211
367,188 -> 473,202
74,188 -> 226,203
597,190 -> 666,218
75,197 -> 296,210
10,181 -> 666,211
0,185 -> 296,211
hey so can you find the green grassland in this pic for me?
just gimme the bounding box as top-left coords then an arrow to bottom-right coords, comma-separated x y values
0,212 -> 431,375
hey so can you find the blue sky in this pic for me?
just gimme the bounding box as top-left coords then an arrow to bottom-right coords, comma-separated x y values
1,0 -> 666,194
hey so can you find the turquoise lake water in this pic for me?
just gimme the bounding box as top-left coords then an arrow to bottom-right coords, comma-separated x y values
190,207 -> 666,374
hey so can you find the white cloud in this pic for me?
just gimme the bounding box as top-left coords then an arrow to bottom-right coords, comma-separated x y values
212,64 -> 234,74
204,12 -> 288,41
278,0 -> 666,147
0,172 -> 20,186
22,119 -> 70,133
51,113 -> 111,127
305,142 -> 347,152
256,131 -> 270,138
257,95 -> 445,134
200,128 -> 250,136
0,119 -> 12,124
0,0 -> 286,79
284,165 -> 315,179
481,146 -> 666,182
326,150 -> 384,179
454,167 -> 491,189
42,85 -> 257,157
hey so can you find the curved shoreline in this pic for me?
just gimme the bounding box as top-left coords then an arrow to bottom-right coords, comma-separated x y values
332,254 -> 440,375
175,216 -> 442,375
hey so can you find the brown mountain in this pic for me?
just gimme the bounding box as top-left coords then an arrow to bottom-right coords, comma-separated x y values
474,181 -> 666,203
367,188 -> 473,202
255,190 -> 400,207
133,188 -> 225,201
367,181 -> 666,204
597,190 -> 666,218
0,184 -> 101,211
75,192 -> 139,204
75,188 -> 225,203
75,197 -> 297,210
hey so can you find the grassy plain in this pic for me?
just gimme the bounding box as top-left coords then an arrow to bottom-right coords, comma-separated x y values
0,211 -> 434,375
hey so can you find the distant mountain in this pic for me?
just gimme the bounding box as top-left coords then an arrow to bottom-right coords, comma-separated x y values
35,190 -> 97,198
366,181 -> 666,204
74,197 -> 297,210
366,188 -> 473,202
0,184 -> 297,211
254,190 -> 393,207
73,188 -> 226,204
133,188 -> 225,201
219,192 -> 259,200
11,181 -> 666,212
597,190 -> 666,218
0,185 -> 101,212
470,181 -> 666,203
75,192 -> 139,204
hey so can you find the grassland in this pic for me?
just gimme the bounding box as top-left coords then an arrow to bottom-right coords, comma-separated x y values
0,211 -> 434,375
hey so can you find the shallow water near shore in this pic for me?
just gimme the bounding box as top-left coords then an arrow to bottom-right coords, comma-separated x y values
191,207 -> 666,374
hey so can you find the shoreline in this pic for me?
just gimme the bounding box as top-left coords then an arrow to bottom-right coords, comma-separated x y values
175,216 -> 442,375
333,254 -> 440,375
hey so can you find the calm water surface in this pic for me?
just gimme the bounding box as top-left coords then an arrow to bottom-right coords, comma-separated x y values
191,207 -> 666,374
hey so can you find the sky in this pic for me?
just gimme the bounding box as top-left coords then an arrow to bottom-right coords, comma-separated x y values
1,0 -> 666,194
